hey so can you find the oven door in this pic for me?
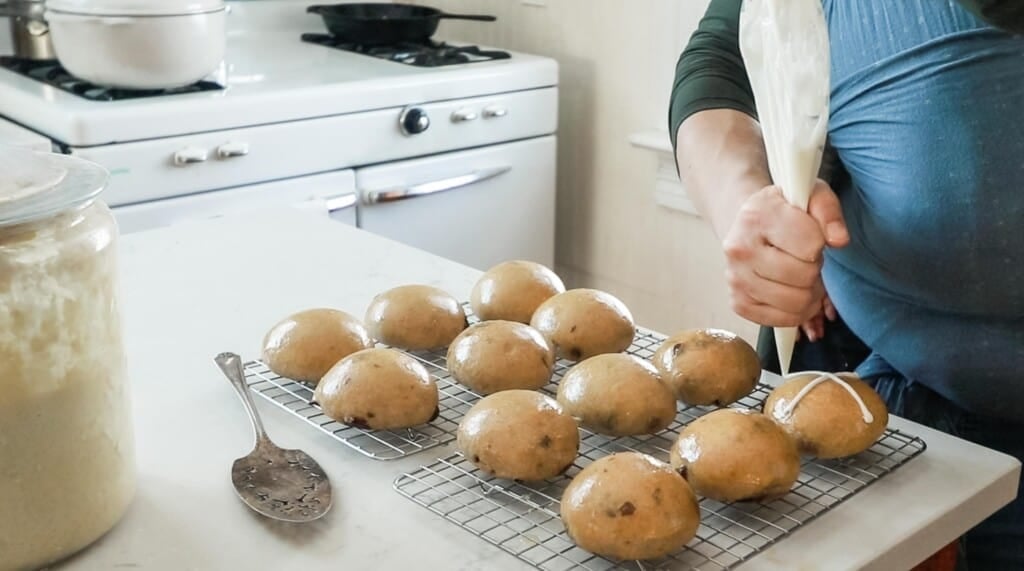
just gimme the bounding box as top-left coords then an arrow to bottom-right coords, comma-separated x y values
356,136 -> 556,270
113,170 -> 358,234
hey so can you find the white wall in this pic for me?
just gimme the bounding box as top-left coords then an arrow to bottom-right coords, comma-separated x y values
412,0 -> 759,343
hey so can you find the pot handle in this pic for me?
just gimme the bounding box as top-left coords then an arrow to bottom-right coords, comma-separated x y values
306,5 -> 326,15
438,12 -> 497,22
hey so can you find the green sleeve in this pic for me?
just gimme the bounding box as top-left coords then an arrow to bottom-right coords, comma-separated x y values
958,0 -> 1024,33
668,0 -> 754,151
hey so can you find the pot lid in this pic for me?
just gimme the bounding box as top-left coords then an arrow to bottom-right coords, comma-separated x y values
0,147 -> 108,227
45,0 -> 224,16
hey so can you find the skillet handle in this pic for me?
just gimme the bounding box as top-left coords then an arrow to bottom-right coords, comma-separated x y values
438,13 -> 497,22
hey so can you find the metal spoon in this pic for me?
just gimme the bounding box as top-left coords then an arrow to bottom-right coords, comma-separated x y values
215,352 -> 333,523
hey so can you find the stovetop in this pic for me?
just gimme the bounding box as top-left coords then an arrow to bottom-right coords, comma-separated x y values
300,34 -> 512,67
0,2 -> 556,147
0,57 -> 224,102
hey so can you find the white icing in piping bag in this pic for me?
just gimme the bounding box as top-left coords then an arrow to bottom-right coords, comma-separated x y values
778,371 -> 874,423
738,0 -> 831,375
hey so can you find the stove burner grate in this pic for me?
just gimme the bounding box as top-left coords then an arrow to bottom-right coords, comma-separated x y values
301,34 -> 511,67
0,57 -> 224,101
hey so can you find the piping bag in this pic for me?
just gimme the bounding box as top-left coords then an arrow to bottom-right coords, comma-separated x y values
739,0 -> 831,375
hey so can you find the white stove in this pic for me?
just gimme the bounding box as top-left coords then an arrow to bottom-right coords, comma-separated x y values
0,1 -> 559,270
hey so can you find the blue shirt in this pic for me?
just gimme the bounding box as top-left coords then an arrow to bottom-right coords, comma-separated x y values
823,0 -> 1024,419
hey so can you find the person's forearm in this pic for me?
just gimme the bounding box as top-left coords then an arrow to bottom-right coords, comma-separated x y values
676,109 -> 772,241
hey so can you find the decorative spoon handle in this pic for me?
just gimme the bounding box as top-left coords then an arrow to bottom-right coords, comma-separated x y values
215,352 -> 271,446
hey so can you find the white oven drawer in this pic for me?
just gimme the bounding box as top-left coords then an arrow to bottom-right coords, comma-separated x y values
113,170 -> 357,234
356,136 -> 555,270
71,87 -> 557,208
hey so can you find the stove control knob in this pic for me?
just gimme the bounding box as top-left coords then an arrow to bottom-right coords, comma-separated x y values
173,147 -> 208,166
451,108 -> 479,123
483,105 -> 509,119
400,107 -> 431,136
217,142 -> 250,159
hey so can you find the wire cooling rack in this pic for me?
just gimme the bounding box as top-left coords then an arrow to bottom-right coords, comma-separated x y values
242,359 -> 480,460
240,306 -> 665,461
394,421 -> 925,571
243,307 -> 927,568
391,311 -> 927,570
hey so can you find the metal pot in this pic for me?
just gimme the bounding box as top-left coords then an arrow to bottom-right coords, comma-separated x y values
45,0 -> 226,89
1,0 -> 56,60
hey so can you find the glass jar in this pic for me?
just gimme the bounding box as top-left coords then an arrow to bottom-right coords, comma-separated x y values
0,149 -> 135,571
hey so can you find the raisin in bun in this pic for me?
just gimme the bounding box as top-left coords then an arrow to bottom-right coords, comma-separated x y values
365,285 -> 467,351
670,408 -> 800,503
764,371 -> 889,459
314,348 -> 439,430
261,308 -> 373,384
556,354 -> 676,436
458,390 -> 579,481
561,452 -> 700,561
446,321 -> 555,395
530,289 -> 635,362
470,260 -> 565,324
653,329 -> 760,406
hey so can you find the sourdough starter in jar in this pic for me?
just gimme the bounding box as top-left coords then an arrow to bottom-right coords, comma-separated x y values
0,150 -> 135,571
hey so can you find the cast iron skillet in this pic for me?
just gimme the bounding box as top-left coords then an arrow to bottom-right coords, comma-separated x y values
307,3 -> 497,46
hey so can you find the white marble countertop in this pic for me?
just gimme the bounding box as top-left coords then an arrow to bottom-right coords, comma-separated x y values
56,209 -> 1020,571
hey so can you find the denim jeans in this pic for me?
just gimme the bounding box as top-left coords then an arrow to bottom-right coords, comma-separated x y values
869,373 -> 1024,570
758,323 -> 1024,570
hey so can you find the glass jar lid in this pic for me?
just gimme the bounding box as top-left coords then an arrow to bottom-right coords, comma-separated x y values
0,147 -> 109,227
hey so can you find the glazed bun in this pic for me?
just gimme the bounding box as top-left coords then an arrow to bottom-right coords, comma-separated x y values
446,321 -> 555,395
530,289 -> 635,362
556,354 -> 676,436
458,390 -> 579,481
261,308 -> 373,384
365,285 -> 467,351
764,371 -> 889,459
471,260 -> 565,324
653,329 -> 760,406
561,452 -> 700,561
670,408 -> 800,503
314,348 -> 439,430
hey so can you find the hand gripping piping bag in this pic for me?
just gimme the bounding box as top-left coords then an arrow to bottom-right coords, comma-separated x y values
739,0 -> 831,375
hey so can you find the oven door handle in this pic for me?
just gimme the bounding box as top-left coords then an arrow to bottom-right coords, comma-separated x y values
362,166 -> 511,205
324,193 -> 357,213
